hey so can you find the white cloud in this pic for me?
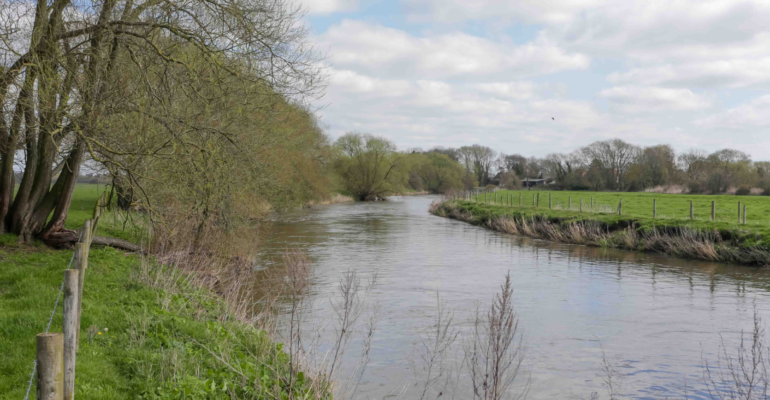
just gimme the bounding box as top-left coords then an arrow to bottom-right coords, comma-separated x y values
307,1 -> 770,156
608,58 -> 770,89
695,95 -> 770,129
474,82 -> 536,101
301,0 -> 357,15
403,0 -> 606,24
599,86 -> 713,113
316,20 -> 589,79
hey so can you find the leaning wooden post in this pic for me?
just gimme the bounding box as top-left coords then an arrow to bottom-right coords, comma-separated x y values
618,198 -> 623,215
63,270 -> 79,400
37,332 -> 64,400
653,199 -> 657,219
690,200 -> 694,220
74,243 -> 88,352
711,201 -> 715,221
744,205 -> 747,225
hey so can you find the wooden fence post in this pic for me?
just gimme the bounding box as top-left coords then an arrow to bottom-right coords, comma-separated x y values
568,196 -> 571,210
580,198 -> 583,212
690,201 -> 694,220
738,201 -> 742,223
591,197 -> 594,210
37,332 -> 64,400
532,194 -> 535,207
537,193 -> 540,207
744,205 -> 747,225
711,201 -> 715,221
653,199 -> 657,219
519,193 -> 522,207
618,198 -> 623,215
549,193 -> 552,209
63,270 -> 79,400
75,243 -> 88,352
82,220 -> 91,247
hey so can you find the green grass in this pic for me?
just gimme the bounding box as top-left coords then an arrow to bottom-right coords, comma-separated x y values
0,185 -> 317,399
477,190 -> 770,223
472,190 -> 770,245
65,184 -> 145,243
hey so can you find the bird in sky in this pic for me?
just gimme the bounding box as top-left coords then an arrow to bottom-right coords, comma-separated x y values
551,117 -> 555,121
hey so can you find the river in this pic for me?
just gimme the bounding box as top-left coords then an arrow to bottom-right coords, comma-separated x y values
258,195 -> 770,399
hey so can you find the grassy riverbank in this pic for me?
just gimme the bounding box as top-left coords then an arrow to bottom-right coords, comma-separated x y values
477,189 -> 770,226
432,199 -> 770,266
0,186 -> 322,399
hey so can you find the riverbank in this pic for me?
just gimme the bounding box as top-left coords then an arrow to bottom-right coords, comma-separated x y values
0,186 -> 326,398
0,239 -> 327,398
431,200 -> 770,266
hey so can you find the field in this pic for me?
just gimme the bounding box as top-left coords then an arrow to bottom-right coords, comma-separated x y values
472,189 -> 770,233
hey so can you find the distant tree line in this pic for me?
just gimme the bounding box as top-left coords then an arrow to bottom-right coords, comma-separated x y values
424,139 -> 770,195
331,134 -> 770,198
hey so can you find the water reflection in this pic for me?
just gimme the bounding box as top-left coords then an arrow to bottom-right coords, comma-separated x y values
257,196 -> 770,399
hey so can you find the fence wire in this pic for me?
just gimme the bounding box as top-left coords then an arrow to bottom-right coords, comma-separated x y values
23,230 -> 84,400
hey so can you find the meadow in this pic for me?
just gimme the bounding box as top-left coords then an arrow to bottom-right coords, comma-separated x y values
471,189 -> 770,235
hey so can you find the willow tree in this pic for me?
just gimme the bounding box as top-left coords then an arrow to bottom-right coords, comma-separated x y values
412,152 -> 465,194
333,133 -> 406,201
0,0 -> 323,244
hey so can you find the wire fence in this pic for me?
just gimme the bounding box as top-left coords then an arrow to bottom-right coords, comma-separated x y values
446,189 -> 759,226
23,193 -> 106,400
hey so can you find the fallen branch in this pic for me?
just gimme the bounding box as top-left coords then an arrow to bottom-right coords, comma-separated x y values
43,229 -> 143,253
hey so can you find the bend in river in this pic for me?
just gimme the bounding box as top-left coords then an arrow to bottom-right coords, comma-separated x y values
258,195 -> 770,399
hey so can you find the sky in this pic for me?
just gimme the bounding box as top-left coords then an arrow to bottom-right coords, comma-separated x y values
297,0 -> 770,159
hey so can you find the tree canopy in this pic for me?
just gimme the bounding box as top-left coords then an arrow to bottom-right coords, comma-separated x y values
0,0 -> 325,244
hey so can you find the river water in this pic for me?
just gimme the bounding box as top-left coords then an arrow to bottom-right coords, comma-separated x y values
258,195 -> 770,399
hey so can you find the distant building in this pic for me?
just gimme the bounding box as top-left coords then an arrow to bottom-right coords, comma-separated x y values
522,178 -> 546,187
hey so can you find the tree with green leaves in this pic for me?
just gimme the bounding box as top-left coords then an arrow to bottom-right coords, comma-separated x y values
0,0 -> 324,245
412,152 -> 466,194
332,133 -> 406,201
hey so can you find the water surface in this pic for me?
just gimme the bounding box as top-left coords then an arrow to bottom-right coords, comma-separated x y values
259,196 -> 770,399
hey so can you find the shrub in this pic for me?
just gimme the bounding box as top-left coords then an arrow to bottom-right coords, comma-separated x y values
736,185 -> 752,196
688,181 -> 704,194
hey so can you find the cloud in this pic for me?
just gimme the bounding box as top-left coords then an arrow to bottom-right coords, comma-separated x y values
694,95 -> 770,129
403,0 -> 606,24
599,86 -> 713,113
301,0 -> 357,15
316,20 -> 590,79
607,58 -> 770,89
308,2 -> 770,156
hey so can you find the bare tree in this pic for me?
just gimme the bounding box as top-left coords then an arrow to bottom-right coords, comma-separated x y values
678,149 -> 710,183
459,145 -> 497,186
579,139 -> 641,191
